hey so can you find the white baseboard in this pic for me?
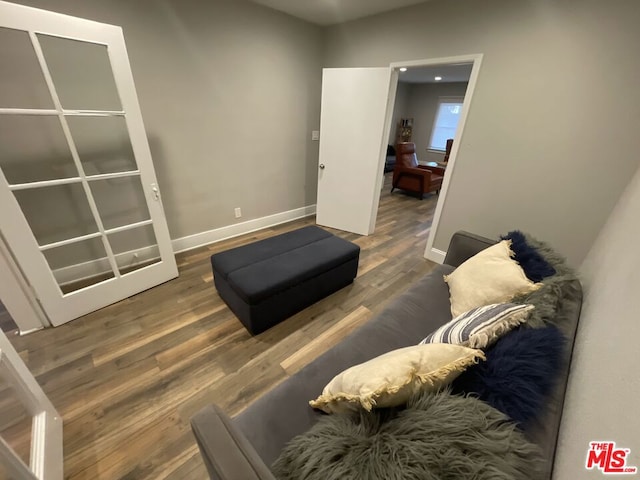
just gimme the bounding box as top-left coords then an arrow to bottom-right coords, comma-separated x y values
425,247 -> 446,264
19,326 -> 44,336
171,204 -> 317,254
52,205 -> 317,285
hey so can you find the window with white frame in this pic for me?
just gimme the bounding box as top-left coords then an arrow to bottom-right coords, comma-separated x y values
428,98 -> 463,151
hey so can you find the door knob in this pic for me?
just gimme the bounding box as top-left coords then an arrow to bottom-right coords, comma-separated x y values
319,164 -> 325,169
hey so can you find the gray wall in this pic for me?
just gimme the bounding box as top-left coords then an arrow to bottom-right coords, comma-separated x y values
402,82 -> 468,163
324,0 -> 640,266
554,163 -> 640,478
13,0 -> 323,242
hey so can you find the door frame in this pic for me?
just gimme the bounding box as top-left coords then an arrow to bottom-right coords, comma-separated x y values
383,54 -> 483,263
367,68 -> 399,232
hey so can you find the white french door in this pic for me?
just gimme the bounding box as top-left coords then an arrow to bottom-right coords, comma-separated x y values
0,327 -> 62,479
0,1 -> 178,326
316,68 -> 396,235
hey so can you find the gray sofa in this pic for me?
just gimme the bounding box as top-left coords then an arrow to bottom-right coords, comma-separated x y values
191,231 -> 582,480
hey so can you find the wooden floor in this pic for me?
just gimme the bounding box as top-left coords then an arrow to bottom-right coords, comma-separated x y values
8,174 -> 439,479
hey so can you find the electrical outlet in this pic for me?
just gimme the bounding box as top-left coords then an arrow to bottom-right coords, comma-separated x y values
234,207 -> 242,218
311,130 -> 320,141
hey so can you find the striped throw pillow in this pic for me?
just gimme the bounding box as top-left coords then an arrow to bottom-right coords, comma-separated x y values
420,303 -> 534,349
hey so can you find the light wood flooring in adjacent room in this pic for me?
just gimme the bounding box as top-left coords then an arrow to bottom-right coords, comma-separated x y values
9,174 -> 440,479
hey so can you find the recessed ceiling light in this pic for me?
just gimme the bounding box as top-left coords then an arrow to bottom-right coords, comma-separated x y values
399,67 -> 407,72
434,76 -> 442,81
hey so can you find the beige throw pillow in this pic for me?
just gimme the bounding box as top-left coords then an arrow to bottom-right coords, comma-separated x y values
444,240 -> 541,318
309,344 -> 485,414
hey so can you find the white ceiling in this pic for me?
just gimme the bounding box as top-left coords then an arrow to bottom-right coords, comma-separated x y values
398,63 -> 473,84
250,0 -> 431,26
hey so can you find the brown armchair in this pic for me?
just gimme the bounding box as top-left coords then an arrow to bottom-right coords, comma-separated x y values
392,142 -> 444,199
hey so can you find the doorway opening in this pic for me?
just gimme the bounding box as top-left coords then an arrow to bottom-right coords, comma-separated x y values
374,55 -> 482,263
376,62 -> 472,242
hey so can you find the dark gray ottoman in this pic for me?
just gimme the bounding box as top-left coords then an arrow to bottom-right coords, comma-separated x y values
211,226 -> 360,335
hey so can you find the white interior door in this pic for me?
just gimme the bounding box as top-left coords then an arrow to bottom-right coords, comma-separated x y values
316,67 -> 396,235
0,2 -> 178,326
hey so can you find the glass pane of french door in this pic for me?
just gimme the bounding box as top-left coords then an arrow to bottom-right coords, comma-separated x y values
89,176 -> 151,230
109,224 -> 161,275
37,33 -> 122,111
0,115 -> 77,184
41,236 -> 116,294
0,27 -> 52,109
0,376 -> 32,468
0,376 -> 33,467
67,116 -> 137,174
12,183 -> 98,246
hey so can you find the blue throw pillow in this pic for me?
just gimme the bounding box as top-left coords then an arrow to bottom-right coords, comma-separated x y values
501,230 -> 556,282
451,325 -> 566,428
